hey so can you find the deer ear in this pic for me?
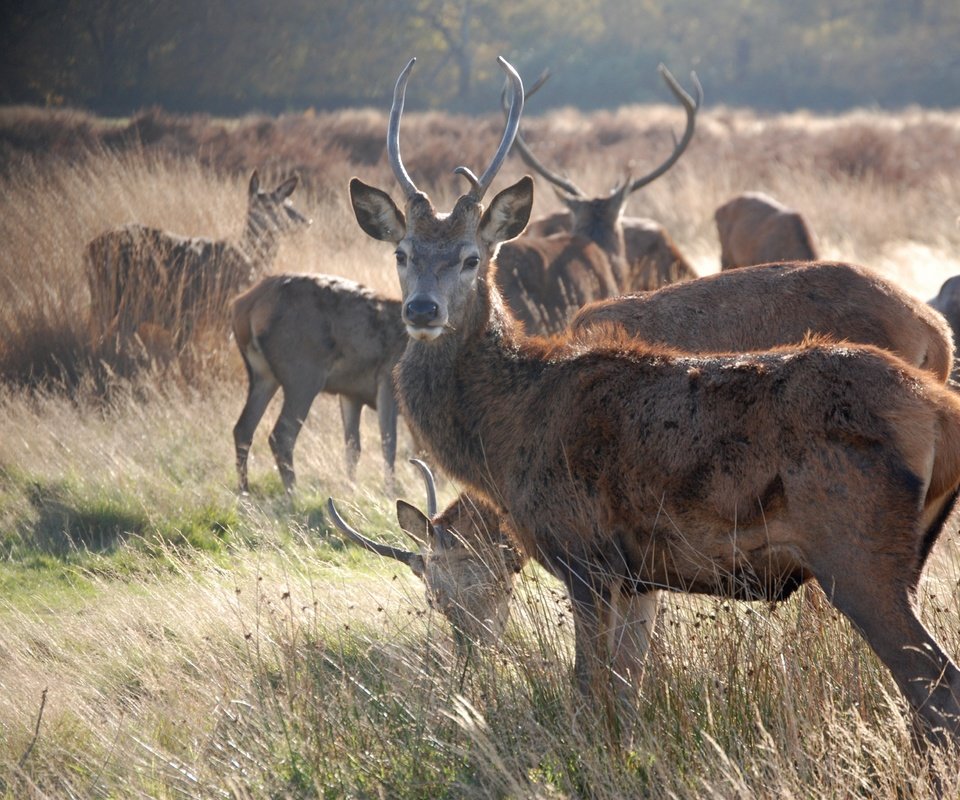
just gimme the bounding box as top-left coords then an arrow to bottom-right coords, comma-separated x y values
350,178 -> 406,243
249,170 -> 261,196
274,174 -> 299,199
396,500 -> 430,547
480,176 -> 533,247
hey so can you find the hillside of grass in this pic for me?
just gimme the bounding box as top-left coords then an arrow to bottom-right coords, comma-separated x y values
2,103 -> 960,797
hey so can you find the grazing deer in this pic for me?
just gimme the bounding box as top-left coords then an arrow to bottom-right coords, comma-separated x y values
494,65 -> 701,333
232,273 -> 405,493
345,56 -> 960,745
524,212 -> 696,291
86,171 -> 310,354
574,260 -> 954,382
329,460 -> 524,651
715,191 -> 818,270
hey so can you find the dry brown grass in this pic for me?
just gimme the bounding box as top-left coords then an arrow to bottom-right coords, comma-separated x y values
2,102 -> 960,797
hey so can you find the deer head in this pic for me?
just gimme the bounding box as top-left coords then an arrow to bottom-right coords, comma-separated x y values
510,65 -> 701,255
349,57 -> 534,342
328,460 -> 523,651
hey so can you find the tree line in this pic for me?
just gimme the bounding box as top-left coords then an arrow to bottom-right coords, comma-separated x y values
3,0 -> 960,115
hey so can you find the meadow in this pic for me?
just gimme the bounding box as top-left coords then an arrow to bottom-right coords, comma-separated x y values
2,98 -> 960,798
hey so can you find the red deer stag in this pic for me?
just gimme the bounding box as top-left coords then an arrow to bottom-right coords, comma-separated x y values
715,191 -> 818,270
232,273 -> 406,493
328,459 -> 524,651
573,260 -> 954,383
345,56 -> 960,745
332,260 -> 954,654
494,65 -> 701,333
86,171 -> 310,354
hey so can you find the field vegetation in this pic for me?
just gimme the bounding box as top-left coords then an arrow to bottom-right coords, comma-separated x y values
2,101 -> 960,798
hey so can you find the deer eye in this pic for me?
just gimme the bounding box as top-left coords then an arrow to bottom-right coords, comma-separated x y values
463,255 -> 480,271
395,250 -> 407,267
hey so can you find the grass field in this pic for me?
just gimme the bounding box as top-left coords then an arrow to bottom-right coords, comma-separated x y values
2,101 -> 960,798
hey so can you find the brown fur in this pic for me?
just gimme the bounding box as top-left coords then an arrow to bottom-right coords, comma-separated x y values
232,273 -> 405,492
573,260 -> 954,382
929,275 -> 960,383
351,167 -> 960,744
525,210 -> 697,291
86,172 -> 309,355
715,191 -> 818,269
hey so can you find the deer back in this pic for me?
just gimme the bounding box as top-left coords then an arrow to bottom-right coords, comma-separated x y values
572,260 -> 953,382
715,191 -> 818,269
232,273 -> 405,405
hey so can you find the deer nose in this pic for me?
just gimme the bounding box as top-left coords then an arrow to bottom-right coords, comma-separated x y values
405,297 -> 439,326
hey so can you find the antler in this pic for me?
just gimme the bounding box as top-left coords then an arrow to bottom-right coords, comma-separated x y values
626,65 -> 703,194
409,458 -> 438,517
503,69 -> 585,198
327,497 -> 421,570
388,57 -> 420,199
454,56 -> 525,203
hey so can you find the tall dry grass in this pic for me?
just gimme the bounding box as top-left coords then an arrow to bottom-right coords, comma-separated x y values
2,103 -> 960,797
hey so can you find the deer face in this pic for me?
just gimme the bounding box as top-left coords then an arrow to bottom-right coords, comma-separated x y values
247,171 -> 312,236
396,496 -> 522,650
328,460 -> 524,652
351,181 -> 532,341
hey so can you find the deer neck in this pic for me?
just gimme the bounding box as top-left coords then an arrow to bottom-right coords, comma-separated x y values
570,210 -> 628,289
240,218 -> 280,270
395,268 -> 529,504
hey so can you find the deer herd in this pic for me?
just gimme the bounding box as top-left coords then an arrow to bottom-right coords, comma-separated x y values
84,57 -> 960,753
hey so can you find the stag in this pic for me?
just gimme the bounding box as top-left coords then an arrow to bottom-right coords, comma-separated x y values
331,260 -> 954,654
345,56 -> 960,745
328,460 -> 524,651
232,273 -> 406,493
573,260 -> 954,382
86,171 -> 310,354
494,65 -> 702,333
715,191 -> 818,270
525,211 -> 696,291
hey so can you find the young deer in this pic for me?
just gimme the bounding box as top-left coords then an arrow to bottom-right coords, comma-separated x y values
86,171 -> 310,354
494,65 -> 701,333
232,273 -> 405,493
715,191 -> 818,269
345,56 -> 960,745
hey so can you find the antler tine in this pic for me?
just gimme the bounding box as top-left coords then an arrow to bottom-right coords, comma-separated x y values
500,68 -> 584,198
462,56 -> 525,203
626,64 -> 703,195
388,57 -> 420,199
327,498 -> 418,566
409,458 -> 438,517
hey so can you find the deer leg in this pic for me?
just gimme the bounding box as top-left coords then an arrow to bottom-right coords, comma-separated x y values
339,396 -> 363,482
233,360 -> 279,493
815,553 -> 960,747
568,572 -> 621,729
269,385 -> 318,492
376,377 -> 398,495
610,590 -> 660,692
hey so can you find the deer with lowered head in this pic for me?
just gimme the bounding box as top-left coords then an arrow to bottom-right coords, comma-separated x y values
232,273 -> 406,493
494,65 -> 701,333
86,171 -> 310,355
715,190 -> 818,270
329,459 -> 524,651
344,55 -> 960,745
